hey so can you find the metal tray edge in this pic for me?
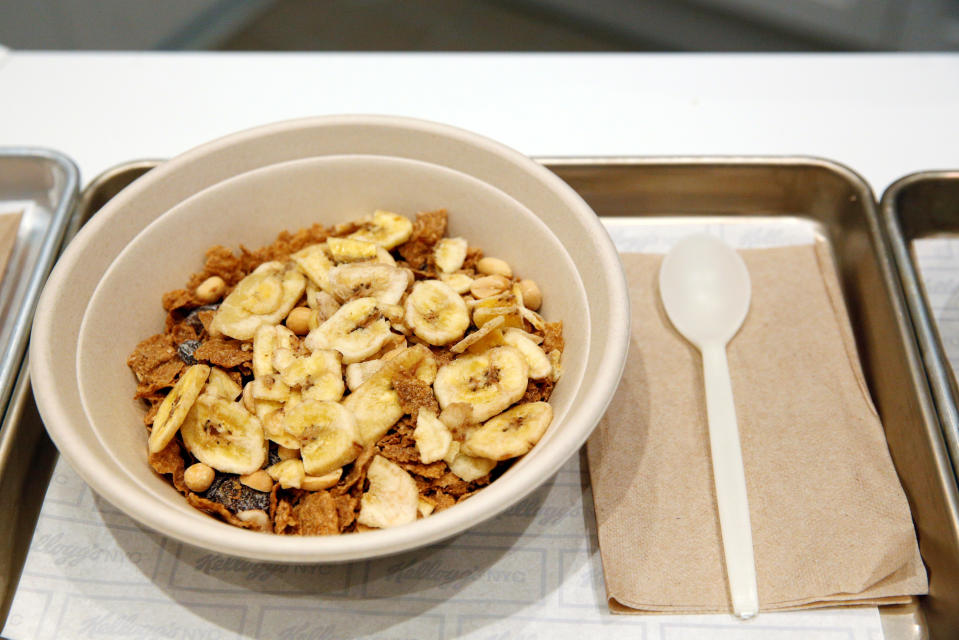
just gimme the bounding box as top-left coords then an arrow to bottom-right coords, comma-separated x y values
881,171 -> 959,481
0,147 -> 80,630
0,148 -> 79,422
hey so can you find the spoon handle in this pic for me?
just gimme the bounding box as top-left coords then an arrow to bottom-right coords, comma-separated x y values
702,342 -> 759,619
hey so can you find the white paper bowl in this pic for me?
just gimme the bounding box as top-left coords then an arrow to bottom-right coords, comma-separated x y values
75,153 -> 587,560
31,115 -> 630,562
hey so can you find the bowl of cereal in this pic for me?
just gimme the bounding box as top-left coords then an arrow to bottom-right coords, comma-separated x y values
74,153 -> 596,560
32,116 -> 629,562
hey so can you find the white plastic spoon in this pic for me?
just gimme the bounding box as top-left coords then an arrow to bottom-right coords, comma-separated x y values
658,233 -> 758,619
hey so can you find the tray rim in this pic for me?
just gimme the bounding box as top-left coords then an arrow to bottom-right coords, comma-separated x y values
880,170 -> 959,480
0,147 -> 79,424
0,147 -> 79,629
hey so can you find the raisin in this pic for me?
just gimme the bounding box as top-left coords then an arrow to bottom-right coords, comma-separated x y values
203,474 -> 270,513
267,442 -> 282,467
177,339 -> 202,365
184,304 -> 219,332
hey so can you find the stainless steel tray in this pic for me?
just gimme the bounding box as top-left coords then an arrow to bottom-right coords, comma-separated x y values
3,158 -> 956,639
881,172 -> 959,481
0,159 -> 157,631
0,150 -> 78,421
544,157 -> 958,639
0,149 -> 78,624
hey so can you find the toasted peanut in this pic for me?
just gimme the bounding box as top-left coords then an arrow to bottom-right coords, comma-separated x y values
195,276 -> 226,303
277,445 -> 300,461
236,509 -> 270,531
239,469 -> 274,492
285,306 -> 312,335
301,468 -> 342,491
476,257 -> 512,278
184,463 -> 215,492
470,275 -> 510,299
518,279 -> 542,310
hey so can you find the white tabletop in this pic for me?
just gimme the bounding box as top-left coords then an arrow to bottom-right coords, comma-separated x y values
0,51 -> 957,195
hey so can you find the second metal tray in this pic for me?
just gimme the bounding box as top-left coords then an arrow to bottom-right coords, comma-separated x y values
0,149 -> 77,422
0,149 -> 78,625
881,172 -> 959,480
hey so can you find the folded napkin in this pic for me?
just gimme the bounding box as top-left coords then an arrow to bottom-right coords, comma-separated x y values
587,243 -> 928,613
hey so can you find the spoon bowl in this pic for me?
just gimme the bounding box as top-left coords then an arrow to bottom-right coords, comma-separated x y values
659,234 -> 751,348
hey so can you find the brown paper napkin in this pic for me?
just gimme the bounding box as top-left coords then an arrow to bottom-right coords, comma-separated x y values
587,243 -> 928,613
